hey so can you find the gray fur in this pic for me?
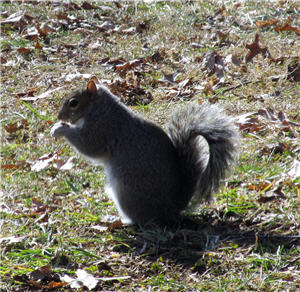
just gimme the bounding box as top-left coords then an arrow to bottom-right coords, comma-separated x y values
52,85 -> 239,226
166,103 -> 239,208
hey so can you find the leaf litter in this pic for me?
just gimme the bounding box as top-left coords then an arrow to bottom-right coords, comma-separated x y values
1,1 -> 300,291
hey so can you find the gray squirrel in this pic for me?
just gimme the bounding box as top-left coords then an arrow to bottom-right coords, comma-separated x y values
51,78 -> 239,226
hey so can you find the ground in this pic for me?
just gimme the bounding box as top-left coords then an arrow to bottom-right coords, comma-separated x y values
1,1 -> 299,291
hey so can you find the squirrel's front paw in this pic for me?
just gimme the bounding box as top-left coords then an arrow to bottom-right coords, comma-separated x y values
50,122 -> 69,138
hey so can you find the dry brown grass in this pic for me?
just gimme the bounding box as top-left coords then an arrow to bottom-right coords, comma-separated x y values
1,1 -> 299,291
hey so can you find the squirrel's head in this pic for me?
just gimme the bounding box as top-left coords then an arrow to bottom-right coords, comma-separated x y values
58,79 -> 99,124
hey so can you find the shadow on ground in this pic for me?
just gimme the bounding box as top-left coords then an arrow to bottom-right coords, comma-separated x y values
110,211 -> 300,270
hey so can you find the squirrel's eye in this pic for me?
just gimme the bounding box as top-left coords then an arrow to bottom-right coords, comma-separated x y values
69,98 -> 79,109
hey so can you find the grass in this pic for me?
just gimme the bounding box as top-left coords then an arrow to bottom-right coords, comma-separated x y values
1,0 -> 300,291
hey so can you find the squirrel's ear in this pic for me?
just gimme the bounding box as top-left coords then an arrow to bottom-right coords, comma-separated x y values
87,80 -> 98,96
90,76 -> 100,84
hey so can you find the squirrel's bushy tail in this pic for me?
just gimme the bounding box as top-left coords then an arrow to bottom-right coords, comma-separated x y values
166,102 -> 239,209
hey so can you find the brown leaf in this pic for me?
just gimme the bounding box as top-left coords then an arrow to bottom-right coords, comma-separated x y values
248,182 -> 270,191
46,281 -> 67,289
217,30 -> 229,41
115,62 -> 131,73
245,34 -> 272,63
235,113 -> 264,133
30,265 -> 52,281
261,142 -> 290,155
148,49 -> 166,63
274,22 -> 300,35
82,1 -> 97,10
114,1 -> 122,8
202,51 -> 225,79
258,194 -> 278,203
31,152 -> 75,172
0,12 -> 35,30
4,122 -> 19,133
17,47 -> 32,54
256,19 -> 279,28
21,87 -> 63,101
22,26 -> 39,40
136,21 -> 150,33
202,81 -> 215,95
36,23 -> 55,38
257,108 -> 277,121
1,161 -> 28,170
64,2 -> 81,10
108,219 -> 123,230
54,12 -> 70,21
98,20 -> 115,31
287,62 -> 300,82
258,107 -> 300,127
4,119 -> 28,133
34,38 -> 43,50
16,88 -> 38,98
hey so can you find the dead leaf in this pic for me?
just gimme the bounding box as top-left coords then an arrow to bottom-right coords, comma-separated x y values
148,49 -> 166,63
261,142 -> 290,155
36,23 -> 56,38
1,161 -> 28,170
245,34 -> 272,63
274,22 -> 300,35
90,225 -> 109,233
256,19 -> 279,28
287,62 -> 300,82
98,20 -> 115,31
28,265 -> 66,289
23,26 -> 39,40
82,1 -> 97,10
178,78 -> 192,88
16,88 -> 38,98
235,113 -> 264,133
202,51 -> 226,79
136,20 -> 150,33
30,265 -> 52,281
257,108 -> 277,121
46,281 -> 67,289
4,119 -> 28,133
54,157 -> 75,170
34,38 -> 43,50
288,160 -> 300,179
60,269 -> 98,290
21,87 -> 64,101
31,153 -> 75,172
106,79 -> 152,105
17,47 -> 32,54
217,30 -> 229,41
248,182 -> 270,191
108,219 -> 123,230
114,1 -> 122,9
258,107 -> 300,127
0,12 -> 34,30
0,236 -> 27,244
258,194 -> 278,203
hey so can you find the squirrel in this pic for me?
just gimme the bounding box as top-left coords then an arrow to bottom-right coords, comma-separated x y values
51,78 -> 239,226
